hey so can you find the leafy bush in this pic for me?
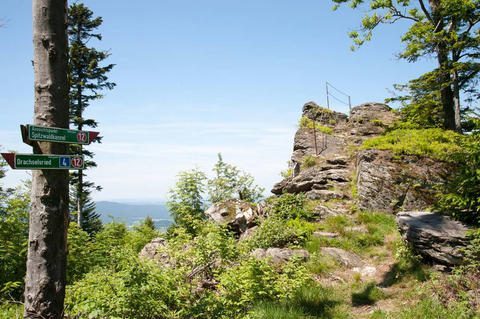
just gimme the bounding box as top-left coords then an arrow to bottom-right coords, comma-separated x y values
0,188 -> 29,299
0,302 -> 22,319
217,258 -> 309,318
266,193 -> 313,220
208,153 -> 264,204
125,217 -> 161,253
299,116 -> 334,135
362,128 -> 463,161
65,250 -> 184,319
67,223 -> 96,283
245,217 -> 313,249
436,125 -> 480,224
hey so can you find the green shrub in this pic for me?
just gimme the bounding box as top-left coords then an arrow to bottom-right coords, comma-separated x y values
0,189 -> 29,299
67,222 -> 96,283
125,217 -> 161,253
217,258 -> 309,318
436,126 -> 480,224
65,250 -> 184,319
362,128 -> 463,161
302,155 -> 317,168
245,217 -> 312,249
280,167 -> 293,179
267,193 -> 313,220
0,302 -> 22,319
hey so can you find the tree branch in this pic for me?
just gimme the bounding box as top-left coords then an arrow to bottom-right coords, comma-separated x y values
418,0 -> 433,22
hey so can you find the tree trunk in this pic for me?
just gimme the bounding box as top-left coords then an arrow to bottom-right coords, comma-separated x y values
429,0 -> 457,131
25,1 -> 69,318
452,69 -> 462,132
76,146 -> 83,227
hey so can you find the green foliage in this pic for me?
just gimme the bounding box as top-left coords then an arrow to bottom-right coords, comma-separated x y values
0,302 -> 22,319
249,283 -> 349,319
167,169 -> 207,234
461,229 -> 480,271
65,251 -> 183,319
92,221 -> 129,268
67,222 -> 96,284
299,116 -> 334,135
125,217 -> 161,253
386,296 -> 475,319
312,213 -> 397,254
436,125 -> 480,224
217,258 -> 310,318
208,153 -> 264,203
0,187 -> 29,299
332,0 -> 480,131
245,217 -> 313,249
351,282 -> 385,306
362,128 -> 464,161
280,167 -> 293,179
302,155 -> 317,168
266,193 -> 313,220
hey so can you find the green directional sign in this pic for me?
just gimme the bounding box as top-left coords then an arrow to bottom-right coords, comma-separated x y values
25,124 -> 99,145
1,153 -> 84,170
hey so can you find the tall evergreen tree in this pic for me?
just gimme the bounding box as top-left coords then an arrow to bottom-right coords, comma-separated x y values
67,3 -> 115,234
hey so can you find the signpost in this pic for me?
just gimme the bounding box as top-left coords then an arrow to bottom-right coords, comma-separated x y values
1,153 -> 85,170
22,124 -> 99,145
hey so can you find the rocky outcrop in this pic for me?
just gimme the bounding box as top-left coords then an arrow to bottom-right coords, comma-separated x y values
348,102 -> 398,137
139,238 -> 170,264
397,211 -> 469,267
251,248 -> 310,265
204,200 -> 260,237
321,247 -> 365,268
272,101 -> 447,217
356,150 -> 449,213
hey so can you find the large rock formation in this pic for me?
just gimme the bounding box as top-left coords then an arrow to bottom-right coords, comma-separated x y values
272,101 -> 446,215
356,150 -> 449,213
397,211 -> 469,267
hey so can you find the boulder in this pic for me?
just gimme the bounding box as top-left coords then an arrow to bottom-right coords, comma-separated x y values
251,248 -> 310,265
321,247 -> 364,268
204,200 -> 259,236
302,101 -> 348,125
348,102 -> 398,137
139,237 -> 169,264
356,150 -> 449,213
396,211 -> 469,266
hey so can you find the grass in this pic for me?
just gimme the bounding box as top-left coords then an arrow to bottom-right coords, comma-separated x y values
351,282 -> 386,306
308,212 -> 398,254
249,284 -> 349,319
361,128 -> 463,162
303,155 -> 318,168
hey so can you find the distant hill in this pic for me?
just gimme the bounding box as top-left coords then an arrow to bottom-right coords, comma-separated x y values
95,201 -> 173,229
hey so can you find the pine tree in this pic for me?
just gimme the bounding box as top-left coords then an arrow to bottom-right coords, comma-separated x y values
68,2 -> 115,234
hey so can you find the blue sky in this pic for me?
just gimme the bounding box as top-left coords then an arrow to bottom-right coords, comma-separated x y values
0,0 -> 434,202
